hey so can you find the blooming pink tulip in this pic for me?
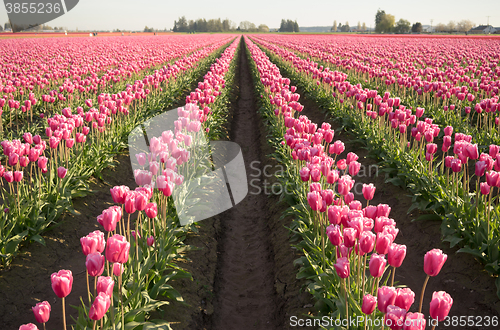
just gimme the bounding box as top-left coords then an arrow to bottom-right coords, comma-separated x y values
51,270 -> 73,298
362,294 -> 377,315
86,252 -> 105,277
388,243 -> 407,268
19,324 -> 39,330
395,287 -> 415,311
369,253 -> 387,278
113,262 -> 124,277
105,234 -> 130,264
424,249 -> 447,276
13,171 -> 23,182
429,291 -> 453,321
326,224 -> 342,246
377,286 -> 397,313
96,276 -> 114,298
32,301 -> 51,324
334,257 -> 350,278
89,292 -> 111,321
403,312 -> 426,330
362,183 -> 376,201
147,236 -> 155,246
57,166 -> 67,179
384,305 -> 407,330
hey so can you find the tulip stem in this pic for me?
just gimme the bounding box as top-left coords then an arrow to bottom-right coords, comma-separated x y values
43,324 -> 46,330
120,274 -> 124,330
86,269 -> 91,306
431,326 -> 436,330
93,320 -> 96,330
361,254 -> 367,299
62,296 -> 67,330
418,275 -> 430,313
344,278 -> 349,330
391,266 -> 396,287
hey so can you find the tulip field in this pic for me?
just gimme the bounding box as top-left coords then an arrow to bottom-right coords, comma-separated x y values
1,33 -> 500,329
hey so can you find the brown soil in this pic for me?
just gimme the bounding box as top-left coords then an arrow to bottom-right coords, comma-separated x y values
296,83 -> 500,329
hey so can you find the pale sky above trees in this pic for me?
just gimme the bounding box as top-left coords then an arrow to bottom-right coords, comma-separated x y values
0,0 -> 498,31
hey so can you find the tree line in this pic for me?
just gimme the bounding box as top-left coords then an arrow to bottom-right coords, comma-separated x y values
172,16 -> 271,33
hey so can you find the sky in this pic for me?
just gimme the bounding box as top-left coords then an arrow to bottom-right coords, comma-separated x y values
0,0 -> 499,31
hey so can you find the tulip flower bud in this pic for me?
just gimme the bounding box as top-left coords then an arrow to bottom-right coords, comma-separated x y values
429,291 -> 453,321
388,243 -> 407,268
362,294 -> 377,315
333,257 -> 350,278
13,171 -> 23,182
369,253 -> 387,278
403,312 -> 426,330
57,166 -> 67,179
326,224 -> 342,246
89,292 -> 111,321
96,276 -> 114,298
395,287 -> 415,312
147,236 -> 155,247
377,286 -> 397,314
19,324 -> 39,330
51,269 -> 73,298
362,183 -> 376,201
384,305 -> 407,330
32,301 -> 51,324
359,231 -> 376,254
113,263 -> 124,277
105,234 -> 130,264
145,202 -> 158,218
424,249 -> 447,276
86,252 -> 105,277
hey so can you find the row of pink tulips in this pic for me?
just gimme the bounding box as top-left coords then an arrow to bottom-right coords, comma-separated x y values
246,35 -> 453,329
17,37 -> 241,330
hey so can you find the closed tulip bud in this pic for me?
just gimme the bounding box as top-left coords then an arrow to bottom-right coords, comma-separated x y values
89,292 -> 111,321
66,138 -> 75,148
377,286 -> 397,314
489,144 -> 500,158
429,291 -> 453,321
307,191 -> 322,211
110,185 -> 129,204
480,182 -> 490,195
337,159 -> 347,170
124,192 -> 137,214
369,253 -> 387,278
8,153 -> 19,166
326,224 -> 342,246
362,294 -> 377,316
334,257 -> 350,278
424,249 -> 447,276
37,156 -> 48,169
299,167 -> 310,181
362,183 -> 376,201
86,252 -> 105,277
376,232 -> 393,254
134,192 -> 148,211
113,263 -> 124,277
359,231 -> 376,254
348,160 -> 361,176
96,276 -> 114,298
327,205 -> 342,225
475,161 -> 486,177
147,236 -> 155,246
395,287 -> 415,311
377,203 -> 391,217
451,159 -> 462,172
51,269 -> 73,298
19,324 -> 39,330
384,305 -> 407,330
343,227 -> 357,248
388,243 -> 407,268
444,126 -> 453,136
57,166 -> 67,179
330,140 -> 345,155
13,171 -> 23,182
145,202 -> 158,218
403,312 -> 426,330
32,301 -> 51,324
105,234 -> 130,264
346,152 -> 358,165
466,144 -> 479,160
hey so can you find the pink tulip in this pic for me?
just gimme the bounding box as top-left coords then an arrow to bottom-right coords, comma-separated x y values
429,291 -> 453,321
89,292 -> 111,321
384,305 -> 407,330
110,185 -> 130,204
424,249 -> 447,276
348,160 -> 361,176
333,257 -> 350,278
377,286 -> 397,313
105,234 -> 130,264
362,183 -> 376,201
147,236 -> 155,246
395,287 -> 415,311
480,182 -> 490,195
299,167 -> 310,181
51,270 -> 73,298
86,252 -> 105,277
376,232 -> 393,254
359,231 -> 376,253
13,171 -> 23,182
19,324 -> 39,330
307,191 -> 322,211
369,253 -> 387,278
343,227 -> 357,248
57,166 -> 67,179
403,312 -> 426,330
32,301 -> 51,324
361,294 -> 377,315
96,276 -> 115,298
388,243 -> 406,268
330,140 -> 345,155
113,263 -> 124,277
326,224 -> 342,246
145,202 -> 158,218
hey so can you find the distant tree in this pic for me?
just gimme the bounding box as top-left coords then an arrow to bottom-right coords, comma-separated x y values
144,26 -> 154,32
375,9 -> 386,32
411,22 -> 423,33
434,23 -> 447,33
0,24 -> 3,32
362,22 -> 366,31
331,20 -> 337,32
173,16 -> 188,32
394,19 -> 411,34
446,21 -> 456,33
222,19 -> 232,31
378,14 -> 395,33
294,20 -> 299,32
279,19 -> 299,32
357,21 -> 361,30
338,23 -> 342,31
456,19 -> 474,34
239,21 -> 257,32
341,22 -> 350,32
258,24 -> 269,32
